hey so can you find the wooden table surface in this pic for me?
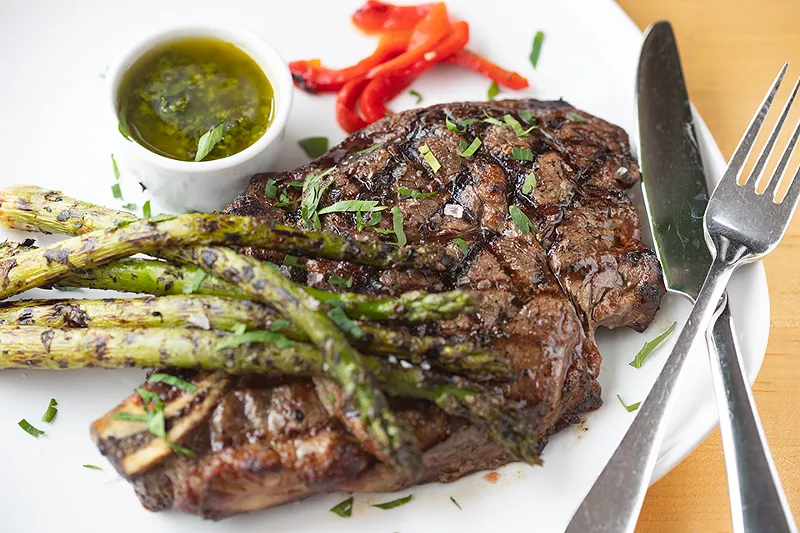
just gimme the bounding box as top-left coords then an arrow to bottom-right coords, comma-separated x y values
614,1 -> 800,531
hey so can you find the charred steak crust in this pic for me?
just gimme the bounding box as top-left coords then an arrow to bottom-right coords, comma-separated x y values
92,100 -> 664,519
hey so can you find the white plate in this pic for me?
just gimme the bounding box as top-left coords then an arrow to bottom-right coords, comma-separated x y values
0,0 -> 769,531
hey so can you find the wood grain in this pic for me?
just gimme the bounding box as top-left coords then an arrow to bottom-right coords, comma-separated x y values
614,1 -> 800,531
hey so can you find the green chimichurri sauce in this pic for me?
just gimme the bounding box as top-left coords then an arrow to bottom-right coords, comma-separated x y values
118,37 -> 275,162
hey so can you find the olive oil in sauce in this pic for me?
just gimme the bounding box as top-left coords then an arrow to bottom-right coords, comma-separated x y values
118,37 -> 275,162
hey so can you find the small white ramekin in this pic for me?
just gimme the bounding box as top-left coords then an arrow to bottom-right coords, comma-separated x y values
106,23 -> 293,213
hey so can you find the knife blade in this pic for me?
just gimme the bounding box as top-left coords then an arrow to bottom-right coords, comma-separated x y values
637,22 -> 711,297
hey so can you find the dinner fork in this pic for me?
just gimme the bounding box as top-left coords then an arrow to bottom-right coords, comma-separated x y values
565,64 -> 800,533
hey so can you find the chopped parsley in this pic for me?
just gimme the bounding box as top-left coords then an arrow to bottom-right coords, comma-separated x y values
142,200 -> 151,219
41,398 -> 58,423
111,154 -> 121,180
450,496 -> 462,510
83,464 -> 102,470
283,255 -> 304,268
617,394 -> 641,413
148,373 -> 198,393
569,112 -> 585,123
264,179 -> 278,199
396,187 -> 436,200
328,274 -> 354,289
511,147 -> 534,161
121,203 -> 137,211
318,200 -> 387,216
522,171 -> 537,195
458,137 -> 482,158
19,419 -> 44,437
195,124 -> 225,162
418,144 -> 441,173
330,496 -> 354,518
300,167 -> 336,230
452,238 -> 468,254
373,494 -> 413,510
504,114 -> 536,136
482,109 -> 506,127
519,109 -> 535,123
530,31 -> 545,68
356,210 -> 382,231
354,143 -> 384,155
409,90 -> 423,104
509,205 -> 536,234
111,183 -> 123,200
216,330 -> 292,350
298,137 -> 329,159
487,81 -> 500,100
446,116 -> 478,133
629,322 -> 677,368
327,305 -> 363,339
390,206 -> 407,246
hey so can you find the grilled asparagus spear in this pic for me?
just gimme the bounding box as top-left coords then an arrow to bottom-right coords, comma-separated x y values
0,185 -> 454,271
0,325 -> 540,464
0,296 -> 512,381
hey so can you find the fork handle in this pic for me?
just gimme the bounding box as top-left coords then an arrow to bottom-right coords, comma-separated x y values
708,297 -> 798,533
565,248 -> 737,533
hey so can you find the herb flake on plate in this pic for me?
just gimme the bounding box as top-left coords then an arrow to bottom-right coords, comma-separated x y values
195,124 -> 225,162
298,137 -> 329,159
509,205 -> 536,234
373,494 -> 413,510
19,419 -> 44,437
374,206 -> 407,246
617,394 -> 641,413
300,167 -> 336,230
396,187 -> 436,200
330,496 -> 354,518
487,81 -> 500,100
522,171 -> 537,195
452,237 -> 468,254
418,144 -> 441,173
328,274 -> 354,289
409,90 -> 423,104
83,464 -> 102,470
318,200 -> 387,216
529,31 -> 545,68
511,147 -> 534,161
458,137 -> 482,158
354,143 -> 384,155
450,496 -> 462,510
327,305 -> 363,339
446,116 -> 478,133
264,179 -> 278,199
142,200 -> 151,219
504,114 -> 535,136
629,322 -> 677,368
569,112 -> 585,123
148,373 -> 198,393
482,109 -> 506,127
41,398 -> 58,423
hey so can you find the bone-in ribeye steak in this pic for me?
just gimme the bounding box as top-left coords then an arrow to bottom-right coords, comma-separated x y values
92,100 -> 665,519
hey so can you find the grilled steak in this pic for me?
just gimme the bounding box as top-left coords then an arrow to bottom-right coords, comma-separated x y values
92,99 -> 665,519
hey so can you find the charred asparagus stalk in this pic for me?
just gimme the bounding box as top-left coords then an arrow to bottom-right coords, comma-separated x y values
0,217 -> 419,468
0,296 -> 512,381
0,325 -> 539,464
0,185 -> 454,271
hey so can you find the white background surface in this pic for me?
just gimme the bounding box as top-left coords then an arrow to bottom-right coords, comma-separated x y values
0,0 -> 769,531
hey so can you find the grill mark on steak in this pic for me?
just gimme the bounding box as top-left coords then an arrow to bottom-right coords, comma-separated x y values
92,99 -> 665,519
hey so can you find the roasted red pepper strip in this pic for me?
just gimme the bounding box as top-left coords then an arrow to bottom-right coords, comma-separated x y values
368,3 -> 451,79
336,76 -> 371,133
445,49 -> 529,89
360,21 -> 469,123
289,31 -> 411,93
352,0 -> 435,34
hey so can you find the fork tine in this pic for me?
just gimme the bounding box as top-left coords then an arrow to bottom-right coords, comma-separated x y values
764,116 -> 800,199
722,63 -> 788,187
750,75 -> 800,190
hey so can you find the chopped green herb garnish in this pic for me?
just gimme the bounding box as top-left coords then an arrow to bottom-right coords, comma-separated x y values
83,464 -> 102,470
418,144 -> 441,173
391,205 -> 406,246
487,81 -> 499,100
41,398 -> 58,423
522,171 -> 537,195
167,441 -> 197,458
450,496 -> 462,510
300,167 -> 336,230
269,319 -> 290,332
354,143 -> 384,155
482,109 -> 506,127
274,191 -> 299,207
617,394 -> 641,413
330,496 -> 354,518
509,205 -> 536,234
283,255 -> 304,268
452,238 -> 468,254
410,90 -> 423,104
529,31 -> 545,68
569,112 -> 585,123
112,412 -> 150,422
231,322 -> 248,336
373,494 -> 413,510
519,110 -> 535,123
356,210 -> 382,231
217,330 -> 292,350
629,322 -> 677,369
111,154 -> 121,181
183,269 -> 207,294
327,305 -> 363,339
511,147 -> 534,161
396,187 -> 436,199
121,203 -> 137,211
504,114 -> 535,136
298,137 -> 329,159
111,183 -> 123,200
19,419 -> 45,437
458,137 -> 482,158
328,274 -> 354,289
195,124 -> 225,162
446,116 -> 479,133
136,387 -> 160,406
148,408 -> 166,439
142,200 -> 151,219
149,373 -> 198,393
264,179 -> 278,199
318,200 -> 387,216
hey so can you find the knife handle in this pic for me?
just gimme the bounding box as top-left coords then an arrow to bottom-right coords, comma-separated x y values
707,296 -> 798,533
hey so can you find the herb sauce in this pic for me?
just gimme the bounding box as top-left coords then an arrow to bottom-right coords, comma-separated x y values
118,38 -> 274,162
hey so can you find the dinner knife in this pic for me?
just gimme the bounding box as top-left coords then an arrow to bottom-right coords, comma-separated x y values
565,21 -> 796,533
